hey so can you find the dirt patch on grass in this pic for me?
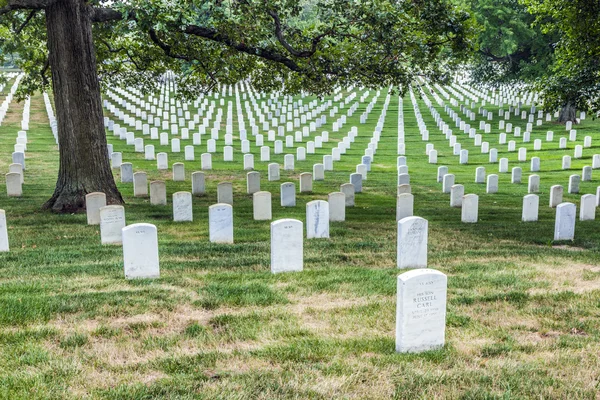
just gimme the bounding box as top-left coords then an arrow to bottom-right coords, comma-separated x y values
551,245 -> 587,252
528,261 -> 600,294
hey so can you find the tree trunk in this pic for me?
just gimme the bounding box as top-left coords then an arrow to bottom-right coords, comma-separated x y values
43,0 -> 123,213
558,102 -> 577,124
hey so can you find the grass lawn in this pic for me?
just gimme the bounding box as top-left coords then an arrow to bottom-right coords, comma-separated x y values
1,75 -> 600,399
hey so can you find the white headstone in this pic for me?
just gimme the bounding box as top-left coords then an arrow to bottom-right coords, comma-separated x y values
554,203 -> 576,240
173,191 -> 193,222
397,216 -> 428,269
85,192 -> 106,225
209,203 -> 234,243
306,200 -> 330,239
271,219 -> 303,274
395,269 -> 447,353
522,194 -> 539,222
150,181 -> 167,205
100,205 -> 126,244
122,223 -> 160,279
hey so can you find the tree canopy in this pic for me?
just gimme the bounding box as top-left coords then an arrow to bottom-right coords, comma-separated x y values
1,0 -> 475,99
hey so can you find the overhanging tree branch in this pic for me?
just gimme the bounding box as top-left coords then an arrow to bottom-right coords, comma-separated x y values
0,0 -> 48,16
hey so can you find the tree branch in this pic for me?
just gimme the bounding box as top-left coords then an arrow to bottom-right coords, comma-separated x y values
148,28 -> 191,61
183,25 -> 303,72
91,7 -> 134,23
267,10 -> 323,58
0,0 -> 47,16
13,9 -> 37,34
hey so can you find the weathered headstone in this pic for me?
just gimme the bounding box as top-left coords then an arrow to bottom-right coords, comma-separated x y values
350,173 -> 363,193
340,183 -> 355,206
528,174 -> 540,193
280,182 -> 296,207
120,163 -> 133,183
396,193 -> 414,221
217,182 -> 233,205
173,162 -> 185,181
253,191 -> 272,220
150,181 -> 167,205
306,200 -> 330,238
549,185 -> 563,208
247,171 -> 261,194
133,172 -> 148,197
397,216 -> 427,269
5,173 -> 22,197
395,269 -> 447,353
568,175 -> 580,194
450,184 -> 464,207
173,191 -> 193,222
300,173 -> 313,193
100,205 -> 126,244
191,172 -> 205,196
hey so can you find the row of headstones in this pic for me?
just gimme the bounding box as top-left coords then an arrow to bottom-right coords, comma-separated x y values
86,194 -> 344,250
0,73 -> 22,124
104,83 -> 355,140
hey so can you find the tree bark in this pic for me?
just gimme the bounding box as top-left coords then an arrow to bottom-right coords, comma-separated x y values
43,0 -> 123,213
558,102 -> 577,124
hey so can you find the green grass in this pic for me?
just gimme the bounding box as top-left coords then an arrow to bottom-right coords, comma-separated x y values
1,75 -> 600,398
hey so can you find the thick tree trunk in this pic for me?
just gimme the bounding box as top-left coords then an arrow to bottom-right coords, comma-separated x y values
558,102 -> 577,124
43,0 -> 123,213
